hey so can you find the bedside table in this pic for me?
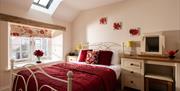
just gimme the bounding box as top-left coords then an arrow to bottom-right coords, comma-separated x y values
67,56 -> 78,62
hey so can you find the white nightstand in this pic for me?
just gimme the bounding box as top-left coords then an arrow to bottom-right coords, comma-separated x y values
67,56 -> 78,62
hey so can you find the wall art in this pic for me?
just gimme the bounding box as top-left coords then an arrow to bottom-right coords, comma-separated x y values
99,17 -> 107,24
129,27 -> 140,36
113,22 -> 122,30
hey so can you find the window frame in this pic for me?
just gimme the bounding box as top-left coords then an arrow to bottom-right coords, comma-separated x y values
10,37 -> 50,62
33,0 -> 53,9
10,37 -> 31,62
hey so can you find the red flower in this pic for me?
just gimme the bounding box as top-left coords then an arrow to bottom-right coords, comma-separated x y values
28,30 -> 33,34
40,30 -> 45,34
166,49 -> 179,56
34,50 -> 44,57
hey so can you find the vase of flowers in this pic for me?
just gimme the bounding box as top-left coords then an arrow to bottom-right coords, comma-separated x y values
166,49 -> 179,59
34,50 -> 44,63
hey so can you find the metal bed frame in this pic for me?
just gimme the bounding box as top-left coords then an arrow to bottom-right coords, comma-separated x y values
10,42 -> 123,91
10,60 -> 73,91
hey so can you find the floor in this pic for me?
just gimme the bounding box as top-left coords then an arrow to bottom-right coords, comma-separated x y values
117,87 -> 140,91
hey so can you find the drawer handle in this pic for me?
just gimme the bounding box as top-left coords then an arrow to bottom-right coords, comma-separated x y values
130,63 -> 134,65
130,81 -> 134,84
130,71 -> 134,74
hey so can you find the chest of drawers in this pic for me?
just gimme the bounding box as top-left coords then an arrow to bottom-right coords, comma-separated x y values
121,58 -> 144,91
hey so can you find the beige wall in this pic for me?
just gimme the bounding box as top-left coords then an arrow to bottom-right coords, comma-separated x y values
0,21 -> 10,91
0,1 -> 72,90
72,0 -> 180,48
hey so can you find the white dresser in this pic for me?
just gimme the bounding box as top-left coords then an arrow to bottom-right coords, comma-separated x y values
121,55 -> 180,91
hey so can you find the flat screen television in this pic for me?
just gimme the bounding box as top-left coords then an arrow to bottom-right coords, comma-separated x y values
141,33 -> 165,55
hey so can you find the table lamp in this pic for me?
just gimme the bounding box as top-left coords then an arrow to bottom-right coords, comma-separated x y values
127,41 -> 139,56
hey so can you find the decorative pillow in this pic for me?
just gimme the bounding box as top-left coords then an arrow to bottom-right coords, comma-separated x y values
98,50 -> 113,66
77,49 -> 92,62
85,51 -> 99,64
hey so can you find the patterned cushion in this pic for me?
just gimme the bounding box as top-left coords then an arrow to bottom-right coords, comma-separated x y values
85,51 -> 99,64
78,49 -> 92,62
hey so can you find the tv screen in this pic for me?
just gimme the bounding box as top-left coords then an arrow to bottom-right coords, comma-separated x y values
145,36 -> 159,52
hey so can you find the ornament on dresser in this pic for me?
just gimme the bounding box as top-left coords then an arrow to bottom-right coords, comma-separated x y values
34,50 -> 44,63
166,49 -> 179,59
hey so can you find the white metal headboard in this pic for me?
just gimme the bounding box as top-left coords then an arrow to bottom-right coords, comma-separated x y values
82,42 -> 123,53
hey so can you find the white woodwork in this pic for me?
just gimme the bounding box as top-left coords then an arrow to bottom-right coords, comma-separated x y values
175,63 -> 180,91
145,74 -> 173,82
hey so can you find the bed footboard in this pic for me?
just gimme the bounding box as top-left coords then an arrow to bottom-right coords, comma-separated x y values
10,59 -> 73,91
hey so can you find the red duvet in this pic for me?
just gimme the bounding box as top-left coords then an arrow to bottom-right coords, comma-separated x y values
13,62 -> 117,91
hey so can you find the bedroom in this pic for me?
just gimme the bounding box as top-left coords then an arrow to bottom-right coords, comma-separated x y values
0,0 -> 180,91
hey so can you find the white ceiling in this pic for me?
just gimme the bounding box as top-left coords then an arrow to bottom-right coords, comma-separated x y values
0,0 -> 124,22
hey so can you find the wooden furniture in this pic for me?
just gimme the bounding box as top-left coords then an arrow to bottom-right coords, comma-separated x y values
67,56 -> 78,62
121,55 -> 180,91
121,58 -> 144,91
145,77 -> 173,91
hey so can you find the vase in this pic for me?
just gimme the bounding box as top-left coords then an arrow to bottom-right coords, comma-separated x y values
36,57 -> 41,63
169,55 -> 175,59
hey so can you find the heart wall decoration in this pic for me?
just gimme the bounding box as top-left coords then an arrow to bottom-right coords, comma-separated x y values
129,27 -> 141,36
113,22 -> 122,30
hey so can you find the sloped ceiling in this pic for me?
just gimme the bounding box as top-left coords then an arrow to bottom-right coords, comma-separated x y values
0,0 -> 124,22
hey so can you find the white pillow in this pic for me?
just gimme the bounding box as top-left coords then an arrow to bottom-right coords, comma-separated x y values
111,50 -> 120,65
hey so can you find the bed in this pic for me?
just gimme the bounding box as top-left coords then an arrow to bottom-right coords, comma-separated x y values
10,42 -> 122,91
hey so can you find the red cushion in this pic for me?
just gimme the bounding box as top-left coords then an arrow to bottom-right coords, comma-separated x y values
78,49 -> 92,62
98,50 -> 113,65
85,51 -> 99,64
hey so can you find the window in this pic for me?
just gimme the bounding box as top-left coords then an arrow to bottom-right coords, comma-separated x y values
33,0 -> 53,9
11,37 -> 30,61
11,37 -> 50,62
10,24 -> 63,64
34,37 -> 49,57
31,0 -> 62,14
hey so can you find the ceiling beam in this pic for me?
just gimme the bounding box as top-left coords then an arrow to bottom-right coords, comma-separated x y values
0,13 -> 66,31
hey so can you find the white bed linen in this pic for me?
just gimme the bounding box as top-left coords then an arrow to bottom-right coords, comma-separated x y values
70,61 -> 121,79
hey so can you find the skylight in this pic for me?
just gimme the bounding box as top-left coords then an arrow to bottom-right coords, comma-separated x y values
33,0 -> 53,9
31,0 -> 62,15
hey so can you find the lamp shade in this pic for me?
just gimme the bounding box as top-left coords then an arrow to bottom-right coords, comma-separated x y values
127,41 -> 134,47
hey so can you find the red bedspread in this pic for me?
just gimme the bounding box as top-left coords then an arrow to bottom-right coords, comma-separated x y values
13,62 -> 117,91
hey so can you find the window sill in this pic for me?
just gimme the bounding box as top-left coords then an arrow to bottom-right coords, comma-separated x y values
7,59 -> 64,71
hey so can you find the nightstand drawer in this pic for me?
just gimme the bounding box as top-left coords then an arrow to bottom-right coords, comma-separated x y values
122,59 -> 142,69
124,76 -> 141,89
67,56 -> 78,62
